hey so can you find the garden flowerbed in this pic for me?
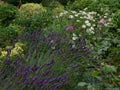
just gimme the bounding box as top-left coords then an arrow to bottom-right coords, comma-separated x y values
0,0 -> 120,90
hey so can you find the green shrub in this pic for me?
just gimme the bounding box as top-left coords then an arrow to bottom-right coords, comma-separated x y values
14,3 -> 54,29
2,0 -> 20,6
88,0 -> 120,13
0,26 -> 18,47
2,0 -> 42,6
57,0 -> 75,5
113,10 -> 120,29
52,5 -> 65,16
73,0 -> 94,10
42,0 -> 61,8
19,3 -> 46,17
0,3 -> 17,26
88,2 -> 109,14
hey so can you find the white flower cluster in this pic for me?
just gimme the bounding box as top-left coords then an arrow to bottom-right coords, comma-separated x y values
55,8 -> 112,35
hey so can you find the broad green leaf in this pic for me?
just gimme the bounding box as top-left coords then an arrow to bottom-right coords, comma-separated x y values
78,82 -> 87,87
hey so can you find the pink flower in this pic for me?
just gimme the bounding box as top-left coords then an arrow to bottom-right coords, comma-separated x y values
99,18 -> 106,24
65,25 -> 74,31
98,18 -> 106,28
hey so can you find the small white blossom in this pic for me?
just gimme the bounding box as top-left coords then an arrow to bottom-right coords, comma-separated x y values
86,29 -> 94,34
69,15 -> 74,19
84,8 -> 88,11
89,11 -> 97,15
82,25 -> 86,28
50,40 -> 54,43
91,31 -> 94,34
104,15 -> 107,18
93,24 -> 96,27
72,44 -> 76,48
86,22 -> 91,27
72,33 -> 78,40
90,27 -> 94,30
79,10 -> 82,13
80,16 -> 83,19
71,11 -> 77,14
108,18 -> 112,22
75,14 -> 79,17
59,13 -> 64,17
51,46 -> 55,49
97,14 -> 100,16
73,33 -> 77,37
105,13 -> 108,16
64,11 -> 68,14
76,20 -> 80,22
85,20 -> 89,24
83,16 -> 87,19
55,16 -> 59,18
72,36 -> 78,40
82,11 -> 87,15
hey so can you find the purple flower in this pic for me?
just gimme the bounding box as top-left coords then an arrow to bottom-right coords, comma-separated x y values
41,70 -> 50,76
23,78 -> 28,84
3,58 -> 9,66
65,25 -> 74,31
48,77 -> 57,83
7,49 -> 11,56
47,60 -> 54,65
71,65 -> 80,69
31,64 -> 39,72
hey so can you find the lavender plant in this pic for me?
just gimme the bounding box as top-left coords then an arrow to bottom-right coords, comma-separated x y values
0,28 -> 97,90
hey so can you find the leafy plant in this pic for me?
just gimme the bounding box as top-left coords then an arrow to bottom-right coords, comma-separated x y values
0,26 -> 18,47
0,3 -> 17,26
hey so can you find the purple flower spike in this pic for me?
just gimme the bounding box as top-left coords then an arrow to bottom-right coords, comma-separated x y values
41,70 -> 50,76
7,49 -> 11,56
31,64 -> 39,72
4,58 -> 9,66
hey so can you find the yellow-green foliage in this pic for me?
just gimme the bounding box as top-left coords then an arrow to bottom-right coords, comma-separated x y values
0,42 -> 25,68
9,24 -> 22,34
0,42 -> 25,59
52,5 -> 65,16
19,3 -> 46,17
0,42 -> 25,67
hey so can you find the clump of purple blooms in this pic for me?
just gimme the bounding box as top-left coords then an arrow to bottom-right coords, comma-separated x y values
0,56 -> 68,90
0,28 -> 96,90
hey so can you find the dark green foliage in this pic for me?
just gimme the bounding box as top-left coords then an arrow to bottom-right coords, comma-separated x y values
113,10 -> 120,29
0,4 -> 17,26
88,0 -> 120,13
2,0 -> 42,6
55,0 -> 75,5
72,0 -> 94,10
0,26 -> 18,47
2,0 -> 19,6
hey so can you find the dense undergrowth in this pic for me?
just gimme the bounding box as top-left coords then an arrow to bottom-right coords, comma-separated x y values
0,0 -> 120,90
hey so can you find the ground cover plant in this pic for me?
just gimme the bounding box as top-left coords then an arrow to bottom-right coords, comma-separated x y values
0,0 -> 120,90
